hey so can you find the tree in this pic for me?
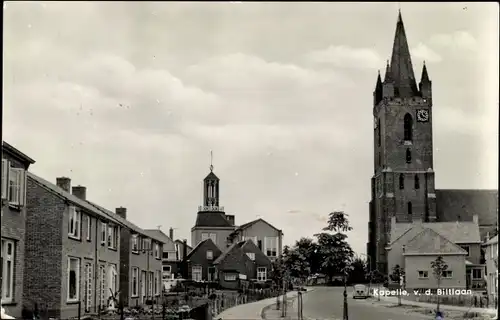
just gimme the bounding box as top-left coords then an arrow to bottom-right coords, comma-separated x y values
270,256 -> 285,287
283,246 -> 310,284
314,211 -> 354,283
431,256 -> 448,312
389,264 -> 405,306
294,238 -> 321,275
348,257 -> 367,284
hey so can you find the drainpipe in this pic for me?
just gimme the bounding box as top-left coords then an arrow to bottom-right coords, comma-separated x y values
94,218 -> 99,312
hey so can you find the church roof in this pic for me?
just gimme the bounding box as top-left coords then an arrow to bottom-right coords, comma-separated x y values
436,189 -> 498,226
204,171 -> 219,181
390,220 -> 481,245
403,228 -> 468,255
194,211 -> 233,228
387,10 -> 419,97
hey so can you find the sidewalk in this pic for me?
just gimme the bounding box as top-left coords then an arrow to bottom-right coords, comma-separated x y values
215,289 -> 312,320
262,288 -> 315,320
373,294 -> 498,317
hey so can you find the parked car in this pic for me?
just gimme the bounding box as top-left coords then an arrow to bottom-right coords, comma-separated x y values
352,284 -> 369,299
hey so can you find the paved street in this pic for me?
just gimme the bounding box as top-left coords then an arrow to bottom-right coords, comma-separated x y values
299,287 -> 432,320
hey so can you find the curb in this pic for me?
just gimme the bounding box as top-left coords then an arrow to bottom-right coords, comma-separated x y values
261,288 -> 316,319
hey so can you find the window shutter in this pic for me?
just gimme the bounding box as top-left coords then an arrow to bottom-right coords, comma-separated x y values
1,160 -> 9,200
19,170 -> 27,206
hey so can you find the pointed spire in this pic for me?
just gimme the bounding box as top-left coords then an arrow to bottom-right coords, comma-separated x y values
209,150 -> 214,172
389,10 -> 418,97
376,70 -> 382,89
420,61 -> 430,82
384,60 -> 392,82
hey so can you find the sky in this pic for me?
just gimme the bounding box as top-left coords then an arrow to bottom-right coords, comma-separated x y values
3,2 -> 499,255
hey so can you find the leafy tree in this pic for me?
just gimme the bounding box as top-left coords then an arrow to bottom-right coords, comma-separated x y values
270,256 -> 285,287
389,264 -> 405,306
348,257 -> 367,284
315,232 -> 354,283
431,256 -> 448,312
283,246 -> 310,284
323,211 -> 353,233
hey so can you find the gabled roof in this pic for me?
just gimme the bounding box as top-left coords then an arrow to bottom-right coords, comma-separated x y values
213,242 -> 239,265
194,211 -> 233,228
185,238 -> 220,260
484,235 -> 498,246
238,239 -> 272,266
390,220 -> 481,245
2,141 -> 36,165
28,172 -> 165,244
403,228 -> 468,256
436,189 -> 498,226
143,229 -> 173,245
234,218 -> 282,233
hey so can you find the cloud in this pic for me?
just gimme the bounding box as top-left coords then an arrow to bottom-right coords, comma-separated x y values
429,31 -> 477,52
304,45 -> 382,69
411,43 -> 442,63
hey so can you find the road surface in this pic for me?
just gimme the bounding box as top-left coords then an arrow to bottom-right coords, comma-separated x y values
299,286 -> 433,320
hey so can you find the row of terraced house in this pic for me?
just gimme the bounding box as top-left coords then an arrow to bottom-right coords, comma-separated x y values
1,141 -> 170,319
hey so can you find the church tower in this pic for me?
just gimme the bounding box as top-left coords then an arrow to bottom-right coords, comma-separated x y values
367,11 -> 437,274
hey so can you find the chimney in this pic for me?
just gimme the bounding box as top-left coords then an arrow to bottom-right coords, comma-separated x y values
72,185 -> 87,200
169,227 -> 174,240
226,215 -> 235,226
472,214 -> 479,225
115,207 -> 127,219
56,177 -> 71,193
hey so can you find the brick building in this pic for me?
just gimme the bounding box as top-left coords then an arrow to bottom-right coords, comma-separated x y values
115,208 -> 164,308
1,142 -> 35,318
24,174 -> 163,319
366,11 -> 498,275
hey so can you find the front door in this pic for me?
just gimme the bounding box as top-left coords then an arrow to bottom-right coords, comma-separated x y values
208,267 -> 216,281
141,271 -> 147,304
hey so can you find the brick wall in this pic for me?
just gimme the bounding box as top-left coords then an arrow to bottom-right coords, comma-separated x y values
24,177 -> 64,319
1,153 -> 28,317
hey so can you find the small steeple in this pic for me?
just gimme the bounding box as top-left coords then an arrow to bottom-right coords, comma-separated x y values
388,10 -> 418,97
384,60 -> 392,82
420,61 -> 430,82
374,70 -> 383,106
203,151 -> 220,208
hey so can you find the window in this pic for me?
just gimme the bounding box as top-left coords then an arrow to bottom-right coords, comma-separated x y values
472,268 -> 482,280
206,250 -> 213,260
460,245 -> 470,256
162,265 -> 171,279
1,239 -> 15,303
257,267 -> 267,281
148,272 -> 153,297
208,267 -> 216,281
143,238 -> 151,251
265,237 -> 278,257
192,265 -> 202,281
414,175 -> 420,189
404,113 -> 413,141
246,252 -> 255,261
141,271 -> 146,298
100,222 -> 107,245
154,271 -> 160,295
86,215 -> 91,241
8,166 -> 24,206
67,257 -> 80,302
418,270 -> 428,279
132,235 -> 139,253
108,264 -> 118,297
399,174 -> 404,190
209,233 -> 217,244
108,225 -> 118,249
406,148 -> 412,163
377,119 -> 381,147
154,243 -> 160,259
257,240 -> 262,250
99,265 -> 106,306
132,267 -> 139,297
407,202 -> 412,215
68,206 -> 81,240
84,263 -> 93,311
442,270 -> 453,279
224,274 -> 237,281
201,233 -> 209,241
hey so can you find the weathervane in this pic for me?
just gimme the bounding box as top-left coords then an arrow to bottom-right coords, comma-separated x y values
209,150 -> 214,172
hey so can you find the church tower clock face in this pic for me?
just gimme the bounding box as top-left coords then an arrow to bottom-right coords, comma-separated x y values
416,109 -> 429,122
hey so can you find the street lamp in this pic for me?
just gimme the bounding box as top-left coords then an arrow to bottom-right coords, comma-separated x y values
343,263 -> 353,320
